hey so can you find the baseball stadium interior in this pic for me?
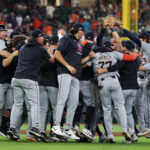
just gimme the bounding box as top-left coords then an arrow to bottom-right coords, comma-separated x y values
0,0 -> 150,149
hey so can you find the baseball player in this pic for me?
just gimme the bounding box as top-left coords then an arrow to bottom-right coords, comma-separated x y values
7,34 -> 37,142
118,27 -> 150,136
0,24 -> 8,127
0,27 -> 19,137
38,35 -> 59,142
51,23 -> 85,140
0,25 -> 11,58
83,22 -> 137,142
73,31 -> 95,141
7,29 -> 51,141
97,40 -> 140,143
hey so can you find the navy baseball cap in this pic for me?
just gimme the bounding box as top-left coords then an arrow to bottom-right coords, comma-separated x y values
72,23 -> 84,31
103,41 -> 112,48
49,35 -> 59,44
31,29 -> 44,38
121,40 -> 126,47
0,24 -> 7,31
85,31 -> 94,40
124,40 -> 135,51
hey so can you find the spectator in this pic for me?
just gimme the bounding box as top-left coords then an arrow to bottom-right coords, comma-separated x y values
16,14 -> 23,27
46,2 -> 55,18
82,19 -> 91,32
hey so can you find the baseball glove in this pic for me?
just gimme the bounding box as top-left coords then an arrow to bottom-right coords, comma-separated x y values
103,16 -> 114,28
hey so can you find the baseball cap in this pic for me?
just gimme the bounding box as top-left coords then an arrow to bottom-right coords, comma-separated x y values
31,29 -> 44,38
85,31 -> 94,41
103,41 -> 112,48
124,40 -> 135,51
0,24 -> 7,31
92,45 -> 110,53
121,40 -> 126,47
49,35 -> 59,44
72,23 -> 84,31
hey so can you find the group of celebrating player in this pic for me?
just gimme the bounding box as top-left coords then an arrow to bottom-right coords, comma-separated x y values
0,16 -> 150,144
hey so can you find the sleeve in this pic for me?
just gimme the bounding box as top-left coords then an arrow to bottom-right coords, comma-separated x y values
107,61 -> 125,72
96,28 -> 106,46
57,37 -> 69,54
141,41 -> 150,53
144,63 -> 150,71
121,27 -> 141,47
122,54 -> 137,61
0,40 -> 6,51
113,51 -> 124,60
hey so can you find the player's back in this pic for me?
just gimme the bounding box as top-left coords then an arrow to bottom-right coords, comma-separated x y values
92,51 -> 123,80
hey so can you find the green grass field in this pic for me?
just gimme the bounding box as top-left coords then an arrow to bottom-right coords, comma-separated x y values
0,124 -> 150,150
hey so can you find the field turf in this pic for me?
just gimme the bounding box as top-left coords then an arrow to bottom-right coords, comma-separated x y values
0,124 -> 150,150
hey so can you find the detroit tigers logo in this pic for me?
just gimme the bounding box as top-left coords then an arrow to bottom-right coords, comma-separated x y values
77,43 -> 82,52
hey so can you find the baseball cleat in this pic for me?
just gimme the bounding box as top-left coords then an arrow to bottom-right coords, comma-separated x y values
137,128 -> 150,137
49,133 -> 67,142
7,128 -> 20,141
51,125 -> 64,136
81,128 -> 95,141
73,127 -> 83,139
29,127 -> 44,139
49,130 -> 60,142
77,137 -> 93,143
40,132 -> 51,142
63,129 -> 80,140
98,133 -> 106,143
122,131 -> 132,141
132,133 -> 138,143
0,130 -> 8,138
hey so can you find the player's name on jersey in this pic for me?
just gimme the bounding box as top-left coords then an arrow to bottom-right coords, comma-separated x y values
99,55 -> 111,60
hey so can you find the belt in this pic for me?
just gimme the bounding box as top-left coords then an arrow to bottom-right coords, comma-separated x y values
100,76 -> 116,81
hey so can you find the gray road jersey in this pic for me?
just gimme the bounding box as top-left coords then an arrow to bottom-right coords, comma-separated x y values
141,41 -> 150,62
88,51 -> 123,81
0,39 -> 6,51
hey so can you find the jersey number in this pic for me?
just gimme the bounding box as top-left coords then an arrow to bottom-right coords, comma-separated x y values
99,61 -> 112,68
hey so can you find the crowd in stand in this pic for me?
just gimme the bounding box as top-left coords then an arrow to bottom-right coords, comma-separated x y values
0,0 -> 150,37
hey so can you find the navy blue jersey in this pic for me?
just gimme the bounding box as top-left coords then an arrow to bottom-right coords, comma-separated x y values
108,57 -> 140,90
80,42 -> 94,80
38,61 -> 58,87
56,34 -> 82,79
14,40 -> 50,81
0,49 -> 18,83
